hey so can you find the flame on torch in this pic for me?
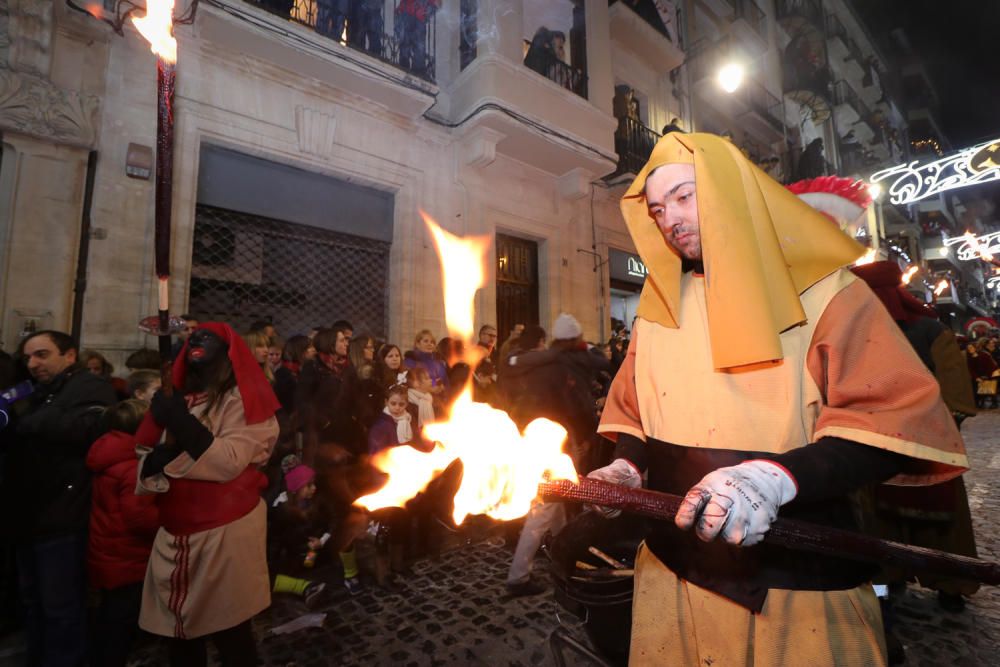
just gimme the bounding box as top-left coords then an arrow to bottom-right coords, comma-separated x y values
901,266 -> 918,285
934,279 -> 949,296
132,0 -> 177,63
355,213 -> 578,524
854,248 -> 877,266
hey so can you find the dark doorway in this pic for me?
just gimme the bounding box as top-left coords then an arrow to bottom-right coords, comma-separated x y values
496,233 -> 540,347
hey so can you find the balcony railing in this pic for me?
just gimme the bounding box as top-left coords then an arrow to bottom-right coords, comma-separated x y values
613,117 -> 660,177
824,12 -> 847,44
523,41 -> 588,98
775,0 -> 823,29
738,80 -> 784,133
733,0 -> 766,41
833,79 -> 870,121
247,0 -> 437,82
609,0 -> 684,50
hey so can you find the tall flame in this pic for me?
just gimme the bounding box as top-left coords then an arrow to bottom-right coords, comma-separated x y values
901,266 -> 918,285
934,279 -> 949,296
132,0 -> 177,63
355,213 -> 578,523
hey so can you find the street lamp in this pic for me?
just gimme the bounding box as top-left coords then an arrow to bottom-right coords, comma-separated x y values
717,63 -> 744,93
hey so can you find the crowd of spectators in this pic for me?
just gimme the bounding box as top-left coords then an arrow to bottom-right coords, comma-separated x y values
0,311 -> 624,665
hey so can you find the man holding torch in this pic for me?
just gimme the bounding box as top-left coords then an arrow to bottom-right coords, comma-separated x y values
590,132 -> 968,665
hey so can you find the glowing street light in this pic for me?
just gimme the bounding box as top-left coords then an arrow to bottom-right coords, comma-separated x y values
717,63 -> 744,93
868,183 -> 883,200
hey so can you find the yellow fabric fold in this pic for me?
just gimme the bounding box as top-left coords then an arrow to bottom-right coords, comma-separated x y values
621,133 -> 866,370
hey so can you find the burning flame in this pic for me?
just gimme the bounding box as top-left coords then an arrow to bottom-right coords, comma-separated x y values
854,248 -> 877,266
355,213 -> 578,523
132,0 -> 177,63
934,279 -> 949,296
963,231 -> 994,262
901,266 -> 918,285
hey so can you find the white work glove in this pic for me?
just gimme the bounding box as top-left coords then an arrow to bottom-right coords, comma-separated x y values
674,460 -> 797,546
586,458 -> 642,519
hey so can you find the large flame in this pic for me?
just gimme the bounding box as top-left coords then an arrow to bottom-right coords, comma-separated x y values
132,0 -> 177,63
355,213 -> 578,523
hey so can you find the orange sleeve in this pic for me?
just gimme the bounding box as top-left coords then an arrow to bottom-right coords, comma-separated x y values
807,279 -> 968,486
597,328 -> 646,443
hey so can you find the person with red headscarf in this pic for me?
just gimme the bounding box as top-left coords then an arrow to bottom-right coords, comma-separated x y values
135,322 -> 280,666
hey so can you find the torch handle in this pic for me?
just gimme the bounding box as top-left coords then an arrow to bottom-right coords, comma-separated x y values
539,478 -> 1000,586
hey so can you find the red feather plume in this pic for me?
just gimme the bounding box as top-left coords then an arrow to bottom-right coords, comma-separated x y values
785,176 -> 872,209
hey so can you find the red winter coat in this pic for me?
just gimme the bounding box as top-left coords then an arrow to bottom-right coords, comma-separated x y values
85,430 -> 160,590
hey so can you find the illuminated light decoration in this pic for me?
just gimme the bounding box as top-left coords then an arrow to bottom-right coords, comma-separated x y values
944,231 -> 1000,263
934,279 -> 949,296
871,138 -> 1000,205
902,266 -> 918,284
987,276 -> 1000,290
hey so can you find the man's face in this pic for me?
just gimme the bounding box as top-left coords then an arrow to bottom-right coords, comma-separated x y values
263,325 -> 276,339
511,324 -> 524,340
479,328 -> 498,350
335,331 -> 349,357
86,358 -> 104,376
24,335 -> 77,384
187,329 -> 227,366
645,163 -> 701,261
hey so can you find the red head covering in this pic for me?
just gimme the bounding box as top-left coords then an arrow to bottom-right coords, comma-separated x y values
173,322 -> 281,425
851,261 -> 938,324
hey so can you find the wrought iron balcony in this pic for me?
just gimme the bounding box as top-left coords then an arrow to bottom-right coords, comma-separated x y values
246,0 -> 437,82
732,0 -> 766,41
522,42 -> 588,99
775,0 -> 822,29
612,117 -> 660,178
833,79 -> 870,121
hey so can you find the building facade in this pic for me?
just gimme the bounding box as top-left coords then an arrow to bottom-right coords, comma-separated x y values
1,0 -> 977,365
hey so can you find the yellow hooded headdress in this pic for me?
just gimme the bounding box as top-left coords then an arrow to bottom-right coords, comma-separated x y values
622,133 -> 865,370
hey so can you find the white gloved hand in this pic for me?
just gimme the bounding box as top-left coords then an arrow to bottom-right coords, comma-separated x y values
674,460 -> 797,546
586,458 -> 642,518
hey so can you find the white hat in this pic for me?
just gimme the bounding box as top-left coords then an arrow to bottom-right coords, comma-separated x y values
552,313 -> 582,340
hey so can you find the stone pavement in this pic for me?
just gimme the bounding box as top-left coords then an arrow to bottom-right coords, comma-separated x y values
1,412 -> 984,666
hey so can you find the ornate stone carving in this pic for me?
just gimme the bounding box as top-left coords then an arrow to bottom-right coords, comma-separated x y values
295,106 -> 336,158
0,68 -> 100,147
5,0 -> 53,77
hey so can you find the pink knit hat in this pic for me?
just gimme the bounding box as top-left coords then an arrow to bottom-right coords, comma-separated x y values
285,464 -> 316,494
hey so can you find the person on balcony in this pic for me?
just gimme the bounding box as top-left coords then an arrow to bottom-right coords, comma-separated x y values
395,0 -> 439,76
524,27 -> 556,78
348,0 -> 383,53
316,0 -> 351,41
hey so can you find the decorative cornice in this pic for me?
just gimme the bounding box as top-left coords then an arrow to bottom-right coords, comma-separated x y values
295,105 -> 336,157
0,67 -> 100,147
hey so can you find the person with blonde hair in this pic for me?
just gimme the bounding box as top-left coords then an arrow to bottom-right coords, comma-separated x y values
243,330 -> 274,384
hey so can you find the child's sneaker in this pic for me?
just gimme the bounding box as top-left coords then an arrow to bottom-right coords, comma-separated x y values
303,581 -> 326,608
343,576 -> 364,596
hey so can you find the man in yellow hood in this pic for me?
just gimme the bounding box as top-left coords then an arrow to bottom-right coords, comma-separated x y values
590,133 -> 967,666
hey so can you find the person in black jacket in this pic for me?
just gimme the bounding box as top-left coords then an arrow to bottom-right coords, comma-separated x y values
3,330 -> 116,666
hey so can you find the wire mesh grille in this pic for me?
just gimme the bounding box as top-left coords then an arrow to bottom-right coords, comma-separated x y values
187,204 -> 390,338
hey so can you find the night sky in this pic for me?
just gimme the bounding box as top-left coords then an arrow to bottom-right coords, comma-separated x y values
848,0 -> 1000,148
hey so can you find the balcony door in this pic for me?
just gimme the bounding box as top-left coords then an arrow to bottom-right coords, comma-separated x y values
496,234 -> 539,348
